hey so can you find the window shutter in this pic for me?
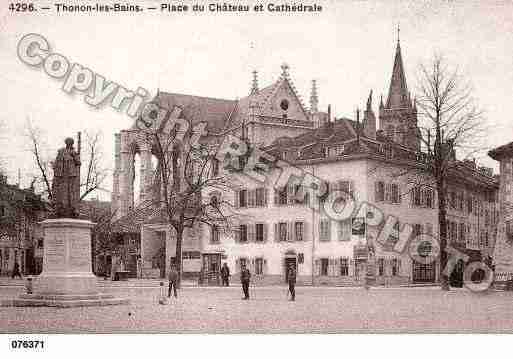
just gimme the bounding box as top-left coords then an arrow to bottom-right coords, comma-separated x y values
303,221 -> 309,241
249,190 -> 255,207
410,188 -> 414,207
234,190 -> 240,208
263,223 -> 268,242
375,182 -> 380,202
385,183 -> 391,202
263,258 -> 268,274
264,188 -> 269,207
287,185 -> 294,205
397,184 -> 401,203
249,224 -> 256,242
327,220 -> 332,241
250,258 -> 255,274
234,225 -> 241,243
287,222 -> 294,242
274,189 -> 279,205
274,223 -> 279,242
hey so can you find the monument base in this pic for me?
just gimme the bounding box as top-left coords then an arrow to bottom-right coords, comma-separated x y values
4,293 -> 129,308
5,218 -> 129,308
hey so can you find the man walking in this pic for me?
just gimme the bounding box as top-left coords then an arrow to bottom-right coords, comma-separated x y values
11,260 -> 22,279
240,264 -> 251,300
287,264 -> 296,301
221,262 -> 230,286
168,264 -> 179,298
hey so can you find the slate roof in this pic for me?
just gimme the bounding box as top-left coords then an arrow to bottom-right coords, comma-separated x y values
489,141 -> 513,160
264,118 -> 498,188
152,92 -> 239,136
111,202 -> 165,234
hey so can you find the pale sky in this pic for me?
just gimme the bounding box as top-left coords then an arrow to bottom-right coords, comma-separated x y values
1,0 -> 512,199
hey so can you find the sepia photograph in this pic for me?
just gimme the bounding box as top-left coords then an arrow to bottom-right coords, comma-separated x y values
0,0 -> 513,356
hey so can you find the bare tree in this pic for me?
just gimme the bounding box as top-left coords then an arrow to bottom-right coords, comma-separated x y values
25,119 -> 109,203
415,54 -> 486,290
143,105 -> 237,286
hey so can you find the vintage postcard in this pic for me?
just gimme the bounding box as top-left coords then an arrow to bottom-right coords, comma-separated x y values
0,0 -> 512,356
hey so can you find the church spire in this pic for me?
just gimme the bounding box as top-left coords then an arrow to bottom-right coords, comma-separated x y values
310,79 -> 318,113
250,70 -> 259,95
385,29 -> 410,109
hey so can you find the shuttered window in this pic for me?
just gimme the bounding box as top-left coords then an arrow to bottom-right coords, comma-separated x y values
340,257 -> 349,276
320,258 -> 329,276
375,181 -> 385,202
319,220 -> 331,241
295,221 -> 304,241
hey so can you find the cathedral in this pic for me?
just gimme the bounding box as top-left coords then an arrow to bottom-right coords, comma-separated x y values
107,38 -> 499,286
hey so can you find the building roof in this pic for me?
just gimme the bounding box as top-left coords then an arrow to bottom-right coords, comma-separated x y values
110,203 -> 165,234
152,92 -> 239,136
489,141 -> 513,160
264,117 -> 498,189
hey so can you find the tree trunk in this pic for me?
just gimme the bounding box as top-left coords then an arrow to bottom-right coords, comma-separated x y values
175,227 -> 183,289
437,176 -> 450,291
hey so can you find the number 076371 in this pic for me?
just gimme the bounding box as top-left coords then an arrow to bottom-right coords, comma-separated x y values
10,340 -> 44,349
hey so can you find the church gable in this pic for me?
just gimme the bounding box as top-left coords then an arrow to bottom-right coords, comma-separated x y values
259,79 -> 309,122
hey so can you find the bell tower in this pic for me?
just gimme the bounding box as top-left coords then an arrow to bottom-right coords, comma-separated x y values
379,29 -> 420,151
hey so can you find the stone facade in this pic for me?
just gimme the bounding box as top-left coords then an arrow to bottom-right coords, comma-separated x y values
489,142 -> 513,282
111,43 -> 498,286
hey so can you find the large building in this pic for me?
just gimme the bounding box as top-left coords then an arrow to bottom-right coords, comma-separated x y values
489,141 -> 513,284
111,39 -> 499,284
0,175 -> 47,276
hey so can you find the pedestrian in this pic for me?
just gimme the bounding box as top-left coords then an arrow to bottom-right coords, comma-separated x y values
240,264 -> 251,300
168,264 -> 179,298
221,262 -> 230,286
287,264 -> 296,301
11,261 -> 22,279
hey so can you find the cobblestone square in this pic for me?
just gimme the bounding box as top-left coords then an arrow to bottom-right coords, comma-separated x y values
1,285 -> 513,333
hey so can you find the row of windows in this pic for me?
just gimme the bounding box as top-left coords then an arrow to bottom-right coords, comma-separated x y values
224,219 -> 364,244
446,190 -> 497,219
235,181 -> 355,209
445,221 -> 490,248
220,218 -> 434,244
375,181 -> 401,204
236,257 -> 266,275
314,258 -> 401,276
235,188 -> 268,208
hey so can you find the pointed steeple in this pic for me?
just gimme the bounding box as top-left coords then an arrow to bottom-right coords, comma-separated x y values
363,90 -> 376,139
310,79 -> 318,113
250,70 -> 259,95
366,90 -> 373,110
385,32 -> 410,109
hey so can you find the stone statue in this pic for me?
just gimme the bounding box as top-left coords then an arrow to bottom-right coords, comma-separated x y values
51,137 -> 81,218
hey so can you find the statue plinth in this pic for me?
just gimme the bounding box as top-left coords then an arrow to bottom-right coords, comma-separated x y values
35,219 -> 97,294
4,218 -> 129,307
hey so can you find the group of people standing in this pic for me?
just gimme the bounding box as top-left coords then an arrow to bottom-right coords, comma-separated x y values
167,262 -> 297,301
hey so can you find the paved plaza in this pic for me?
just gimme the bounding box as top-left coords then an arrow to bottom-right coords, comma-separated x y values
1,283 -> 513,333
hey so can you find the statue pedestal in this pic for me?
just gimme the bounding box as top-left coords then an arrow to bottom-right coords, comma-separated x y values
36,219 -> 97,294
5,218 -> 129,307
